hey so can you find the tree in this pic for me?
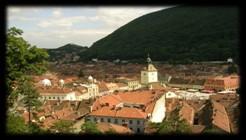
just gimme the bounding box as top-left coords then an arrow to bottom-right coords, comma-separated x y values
19,79 -> 42,126
157,107 -> 192,134
227,64 -> 238,74
6,27 -> 49,134
80,121 -> 101,134
7,113 -> 28,134
78,69 -> 85,78
27,122 -> 46,134
51,120 -> 74,133
6,27 -> 49,108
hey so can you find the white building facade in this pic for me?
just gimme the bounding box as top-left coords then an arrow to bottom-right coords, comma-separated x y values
141,55 -> 158,84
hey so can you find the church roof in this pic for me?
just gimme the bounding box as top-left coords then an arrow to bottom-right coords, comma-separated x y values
148,64 -> 157,71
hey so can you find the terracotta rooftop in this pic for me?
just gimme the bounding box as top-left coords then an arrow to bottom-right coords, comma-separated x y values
96,122 -> 133,134
179,102 -> 195,125
191,125 -> 206,133
210,94 -> 239,109
117,90 -> 164,105
92,94 -> 122,110
90,106 -> 147,119
90,90 -> 165,120
145,102 -> 156,114
211,101 -> 231,133
149,82 -> 166,90
38,87 -> 73,95
184,100 -> 207,112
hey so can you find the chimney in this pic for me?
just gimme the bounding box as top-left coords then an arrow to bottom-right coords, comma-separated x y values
116,107 -> 121,111
112,105 -> 116,110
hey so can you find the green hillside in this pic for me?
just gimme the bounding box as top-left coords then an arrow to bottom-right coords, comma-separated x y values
46,43 -> 88,62
80,6 -> 239,63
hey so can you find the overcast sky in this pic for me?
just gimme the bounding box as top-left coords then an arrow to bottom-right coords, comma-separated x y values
7,6 -> 172,48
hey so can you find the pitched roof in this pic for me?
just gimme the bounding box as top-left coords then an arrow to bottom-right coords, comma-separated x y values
149,82 -> 166,90
97,81 -> 109,92
169,78 -> 190,85
191,125 -> 206,133
212,101 -> 231,133
96,122 -> 133,134
117,90 -> 164,105
179,102 -> 195,125
90,106 -> 147,119
38,87 -> 73,95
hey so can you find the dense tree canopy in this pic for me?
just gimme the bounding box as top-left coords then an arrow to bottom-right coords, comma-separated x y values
147,107 -> 192,134
80,6 -> 239,63
6,27 -> 49,107
157,108 -> 192,134
6,113 -> 28,134
6,27 -> 49,134
51,120 -> 74,133
80,121 -> 101,134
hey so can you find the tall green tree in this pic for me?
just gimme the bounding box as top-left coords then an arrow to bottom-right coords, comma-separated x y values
157,107 -> 192,134
6,113 -> 28,134
19,79 -> 42,126
6,27 -> 49,134
81,121 -> 101,134
6,27 -> 49,108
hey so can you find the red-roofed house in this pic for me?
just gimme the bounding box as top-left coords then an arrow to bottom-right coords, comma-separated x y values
86,89 -> 166,133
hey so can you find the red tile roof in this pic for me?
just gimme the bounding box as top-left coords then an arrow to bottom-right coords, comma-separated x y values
90,106 -> 147,119
38,87 -> 73,95
191,125 -> 206,133
96,122 -> 133,134
179,102 -> 195,125
212,101 -> 231,133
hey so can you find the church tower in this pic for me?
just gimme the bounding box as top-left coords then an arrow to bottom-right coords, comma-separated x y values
141,54 -> 158,84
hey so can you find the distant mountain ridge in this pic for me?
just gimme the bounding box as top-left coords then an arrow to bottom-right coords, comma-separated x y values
45,43 -> 88,63
79,6 -> 239,63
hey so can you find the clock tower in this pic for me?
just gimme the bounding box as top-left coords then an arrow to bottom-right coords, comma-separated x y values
141,54 -> 158,84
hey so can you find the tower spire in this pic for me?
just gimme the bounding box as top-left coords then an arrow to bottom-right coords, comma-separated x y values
147,53 -> 152,64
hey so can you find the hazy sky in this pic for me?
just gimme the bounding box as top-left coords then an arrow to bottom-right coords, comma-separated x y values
7,6 -> 172,48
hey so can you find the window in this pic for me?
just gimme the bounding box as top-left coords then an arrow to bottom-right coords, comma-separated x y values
122,119 -> 125,123
137,128 -> 140,133
53,97 -> 55,99
101,118 -> 104,122
114,119 -> 118,124
108,118 -> 111,123
137,120 -> 140,125
94,118 -> 97,122
49,97 -> 51,99
129,120 -> 132,124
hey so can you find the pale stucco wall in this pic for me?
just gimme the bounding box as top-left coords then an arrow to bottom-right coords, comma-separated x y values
150,94 -> 166,123
86,116 -> 146,133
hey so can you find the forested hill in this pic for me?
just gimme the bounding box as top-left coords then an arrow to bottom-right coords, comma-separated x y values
45,43 -> 88,63
80,6 -> 239,63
